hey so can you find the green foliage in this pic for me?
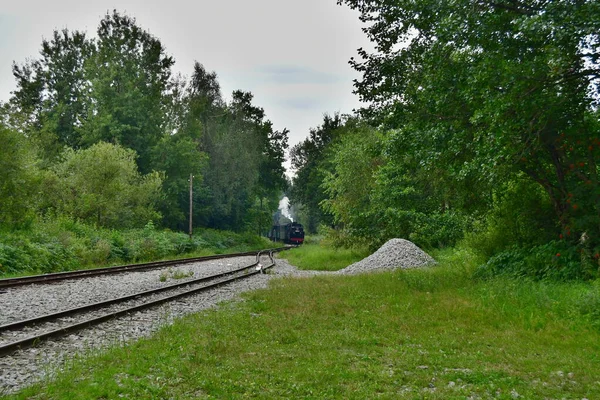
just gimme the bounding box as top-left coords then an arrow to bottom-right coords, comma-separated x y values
7,28 -> 93,162
476,241 -> 598,281
576,280 -> 600,329
335,0 -> 600,268
0,230 -> 78,275
463,178 -> 559,258
319,121 -> 467,251
0,124 -> 41,228
290,113 -> 343,232
150,133 -> 207,230
81,11 -> 174,174
406,211 -> 466,250
192,88 -> 288,231
159,268 -> 194,282
320,122 -> 380,228
4,12 -> 288,239
47,142 -> 163,228
0,217 -> 272,277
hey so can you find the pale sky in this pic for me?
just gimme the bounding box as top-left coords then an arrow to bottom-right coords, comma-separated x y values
0,0 -> 372,172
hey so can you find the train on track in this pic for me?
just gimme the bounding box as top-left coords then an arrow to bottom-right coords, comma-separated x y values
268,212 -> 305,245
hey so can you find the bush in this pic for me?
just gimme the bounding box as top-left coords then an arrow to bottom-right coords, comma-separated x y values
0,218 -> 273,277
476,241 -> 598,281
463,178 -> 557,258
47,142 -> 163,229
408,211 -> 466,249
0,232 -> 77,274
0,124 -> 41,229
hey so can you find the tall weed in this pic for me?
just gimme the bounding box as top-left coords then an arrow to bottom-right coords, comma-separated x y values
0,218 -> 272,277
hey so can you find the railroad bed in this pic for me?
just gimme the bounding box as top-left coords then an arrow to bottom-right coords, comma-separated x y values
0,250 -> 273,289
0,250 -> 288,393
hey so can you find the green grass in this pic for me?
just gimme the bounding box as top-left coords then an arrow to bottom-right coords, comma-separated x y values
158,268 -> 194,282
5,247 -> 600,399
278,242 -> 369,271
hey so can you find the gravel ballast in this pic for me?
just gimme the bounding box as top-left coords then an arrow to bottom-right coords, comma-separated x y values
0,255 -> 265,394
0,256 -> 256,326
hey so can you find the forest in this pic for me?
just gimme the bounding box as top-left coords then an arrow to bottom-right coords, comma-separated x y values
1,0 -> 600,281
0,11 -> 287,274
290,0 -> 600,280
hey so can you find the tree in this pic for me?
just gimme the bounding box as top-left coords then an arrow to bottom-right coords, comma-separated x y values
8,29 -> 93,162
189,84 -> 288,232
48,142 -> 163,228
339,0 -> 600,248
151,133 -> 207,230
320,121 -> 382,246
0,123 -> 41,228
82,10 -> 174,174
3,11 -> 289,236
290,113 -> 343,232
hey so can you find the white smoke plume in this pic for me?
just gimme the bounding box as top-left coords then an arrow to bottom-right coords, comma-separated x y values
278,196 -> 293,222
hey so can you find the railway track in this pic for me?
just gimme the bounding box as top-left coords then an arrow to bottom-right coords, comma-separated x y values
0,250 -> 281,356
0,248 -> 287,289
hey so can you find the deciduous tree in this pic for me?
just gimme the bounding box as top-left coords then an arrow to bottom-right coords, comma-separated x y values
339,0 -> 600,247
48,142 -> 163,228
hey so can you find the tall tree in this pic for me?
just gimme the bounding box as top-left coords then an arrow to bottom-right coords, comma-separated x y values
82,10 -> 174,173
190,85 -> 288,231
8,29 -> 93,162
339,0 -> 600,246
152,64 -> 212,230
290,113 -> 342,232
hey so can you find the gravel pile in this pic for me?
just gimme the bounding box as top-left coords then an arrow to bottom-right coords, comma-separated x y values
338,238 -> 436,275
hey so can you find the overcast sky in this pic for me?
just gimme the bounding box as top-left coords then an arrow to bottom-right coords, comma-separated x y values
0,0 -> 372,171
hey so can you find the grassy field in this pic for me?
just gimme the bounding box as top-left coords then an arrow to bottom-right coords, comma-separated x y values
4,247 -> 600,399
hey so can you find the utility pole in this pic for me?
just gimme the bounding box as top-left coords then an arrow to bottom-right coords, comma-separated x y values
189,174 -> 193,240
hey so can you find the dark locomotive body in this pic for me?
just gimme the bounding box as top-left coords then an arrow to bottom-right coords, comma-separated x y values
268,212 -> 305,245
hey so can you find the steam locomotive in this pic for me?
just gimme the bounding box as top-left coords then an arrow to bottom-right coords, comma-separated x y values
268,212 -> 305,245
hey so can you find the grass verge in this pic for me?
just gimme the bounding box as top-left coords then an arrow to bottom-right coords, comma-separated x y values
5,247 -> 600,399
277,242 -> 369,271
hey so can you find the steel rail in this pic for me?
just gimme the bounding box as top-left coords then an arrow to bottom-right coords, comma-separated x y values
0,250 -> 280,356
0,247 -> 288,289
0,253 -> 263,333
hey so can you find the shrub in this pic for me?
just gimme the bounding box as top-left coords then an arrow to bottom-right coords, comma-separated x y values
0,214 -> 274,277
48,142 -> 163,229
476,241 -> 598,281
463,178 -> 557,258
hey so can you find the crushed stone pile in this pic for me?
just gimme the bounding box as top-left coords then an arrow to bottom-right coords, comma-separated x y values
338,238 -> 436,275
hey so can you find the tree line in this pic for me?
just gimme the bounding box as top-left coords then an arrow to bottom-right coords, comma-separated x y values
291,0 -> 599,280
0,11 -> 287,234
